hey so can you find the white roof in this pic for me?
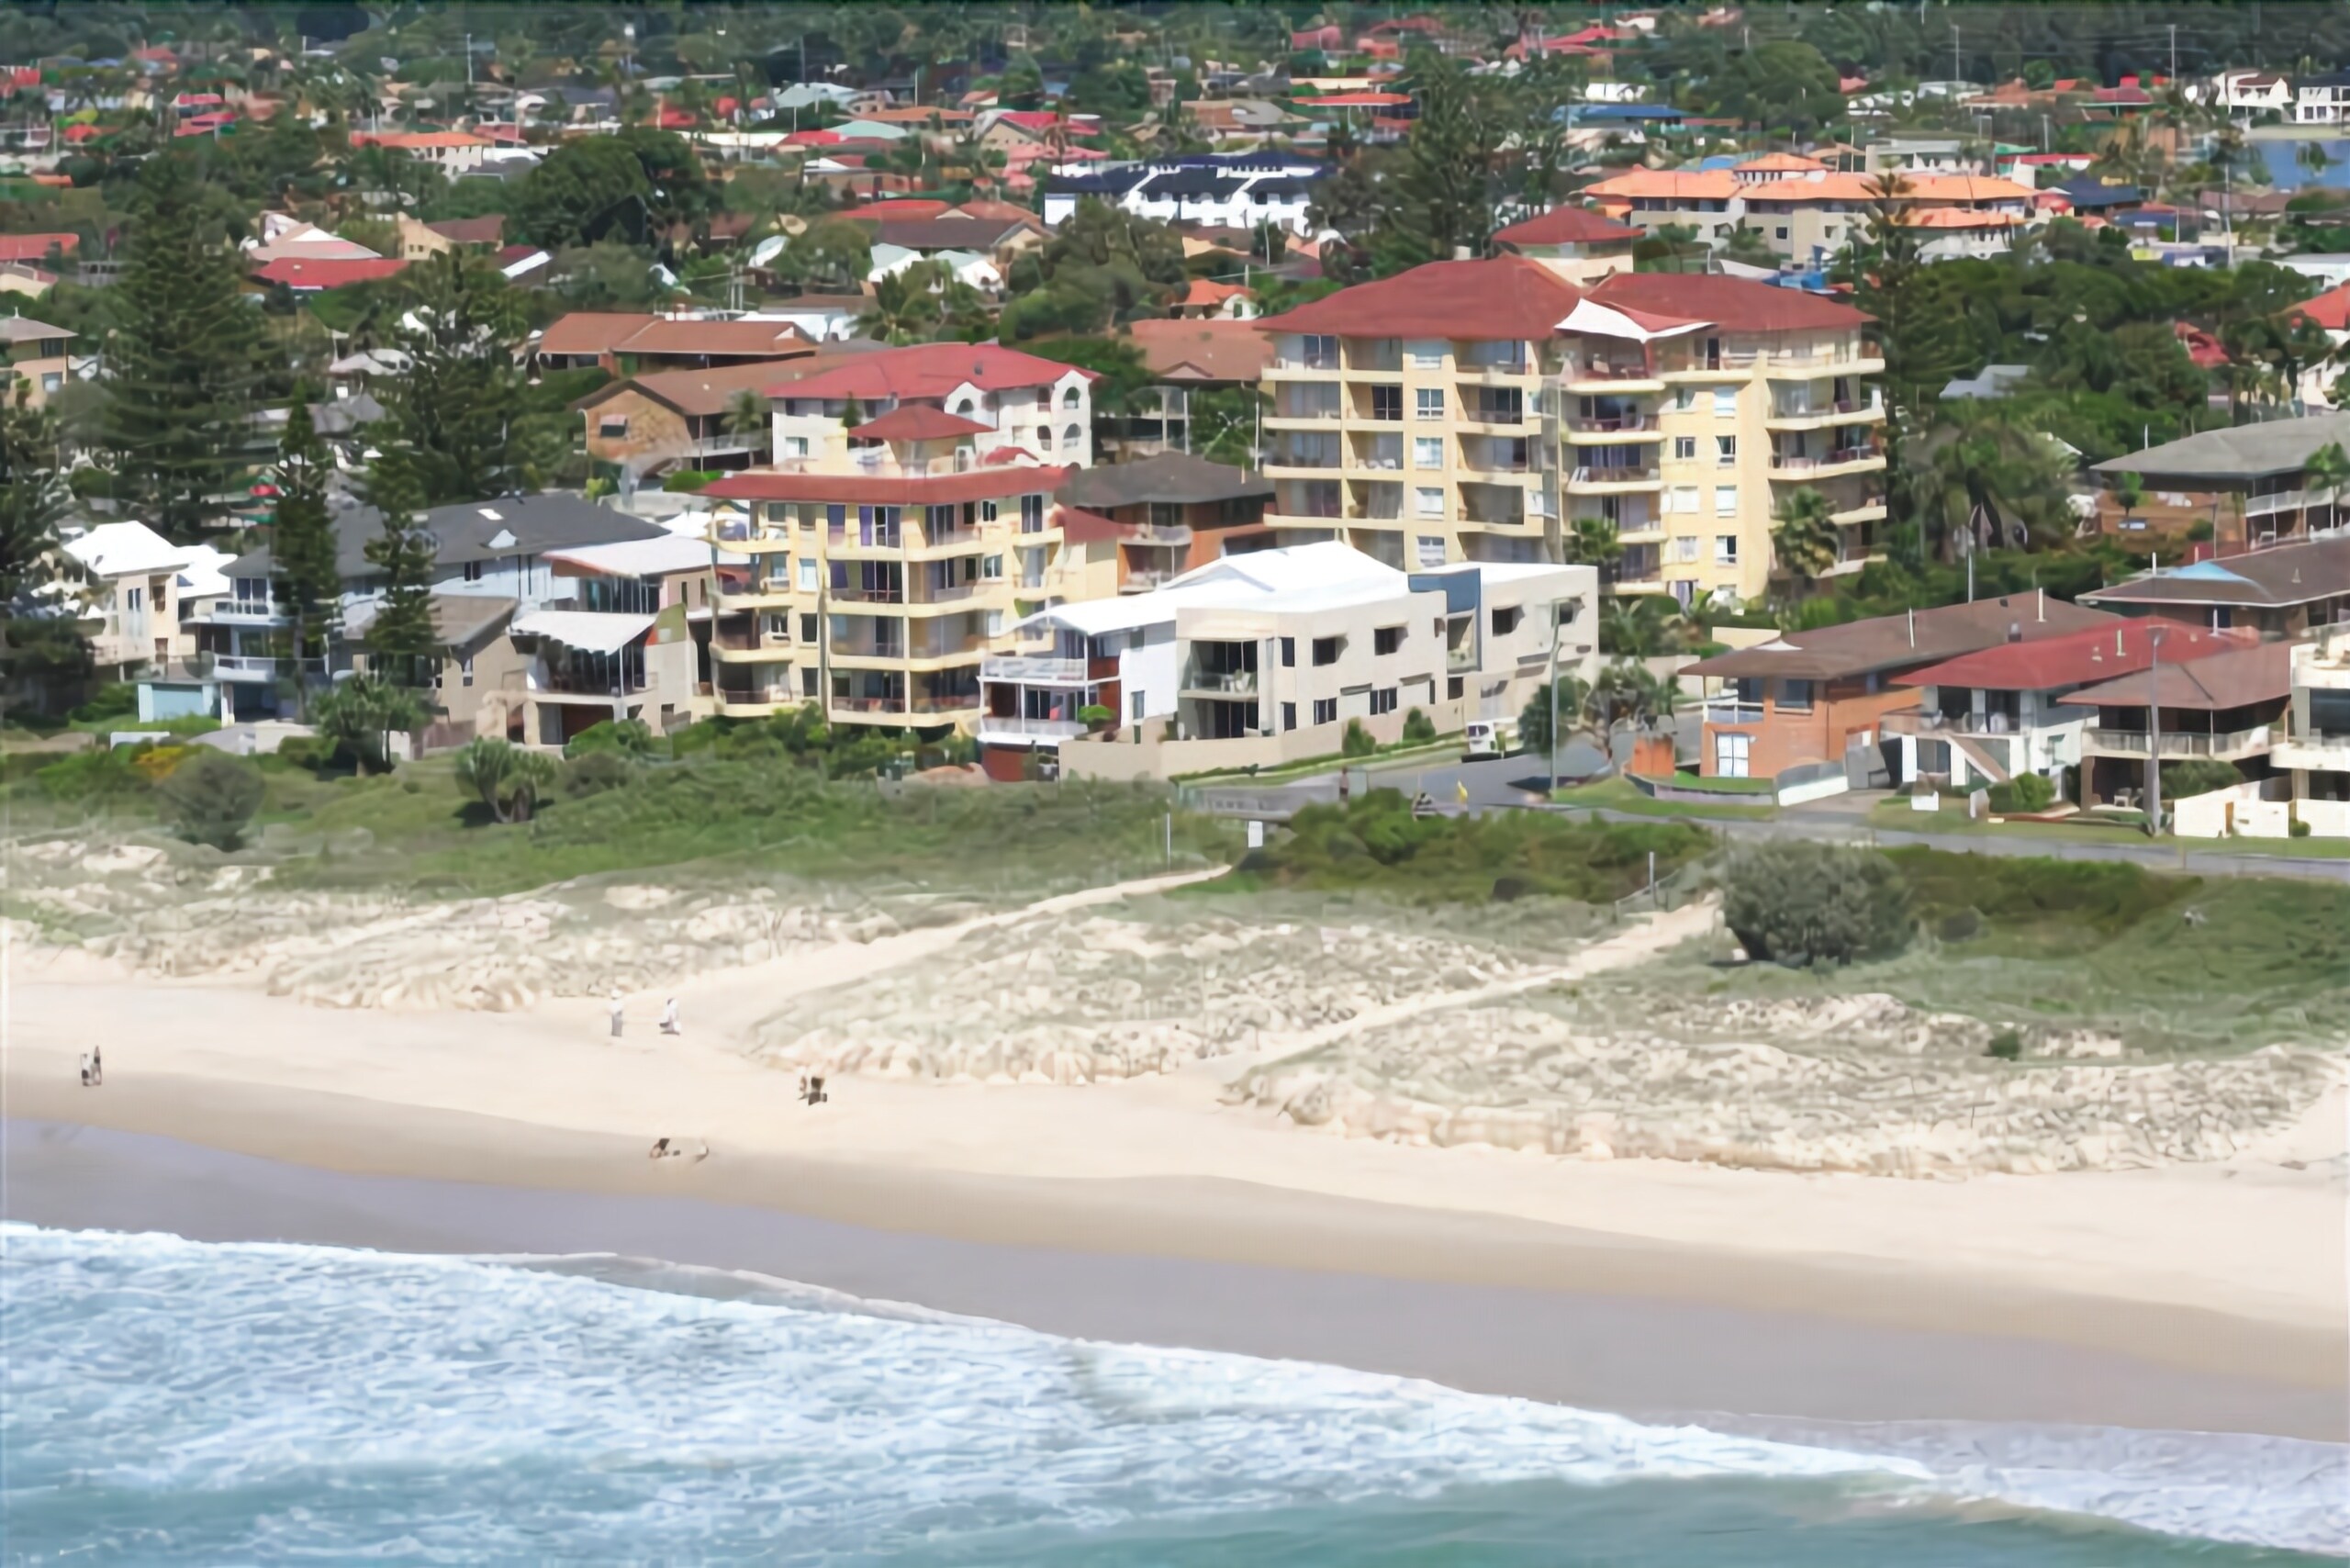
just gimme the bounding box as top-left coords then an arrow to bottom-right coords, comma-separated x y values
62,521 -> 187,578
176,543 -> 237,600
543,533 -> 712,577
511,610 -> 656,654
1015,542 -> 1409,638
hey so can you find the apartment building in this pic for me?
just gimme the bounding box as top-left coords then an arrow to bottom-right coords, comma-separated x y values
698,419 -> 1072,727
61,521 -> 235,682
982,542 -> 1595,780
509,533 -> 717,745
1489,205 -> 1641,286
2272,627 -> 2350,828
2088,413 -> 2350,554
1255,258 -> 1886,606
1590,165 -> 2037,267
2296,67 -> 2350,125
766,342 -> 1097,471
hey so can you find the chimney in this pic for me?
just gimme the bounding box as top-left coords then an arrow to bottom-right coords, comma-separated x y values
1907,605 -> 1915,647
2037,587 -> 2045,622
2008,621 -> 2021,643
1452,244 -> 1473,262
2116,628 -> 2124,656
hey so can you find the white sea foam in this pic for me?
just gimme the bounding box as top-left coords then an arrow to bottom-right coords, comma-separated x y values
3,1225 -> 2339,1561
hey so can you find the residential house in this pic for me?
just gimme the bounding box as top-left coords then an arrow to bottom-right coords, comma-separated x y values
1169,279 -> 1258,319
858,214 -> 1046,270
1679,595 -> 2115,781
576,357 -> 828,477
2065,635 -> 2295,809
1887,619 -> 2251,793
1116,318 -> 1271,461
1053,451 -> 1274,589
767,342 -> 1096,471
393,213 -> 506,260
1489,205 -> 1642,286
2270,627 -> 2350,827
745,295 -> 870,344
61,521 -> 235,684
2087,412 -> 2350,552
2213,70 -> 2292,117
0,233 -> 78,271
2296,67 -> 2350,125
1578,169 -> 1744,243
251,256 -> 409,294
532,312 -> 817,375
243,214 -> 380,263
352,129 -> 492,175
1042,152 -> 1326,234
0,263 -> 57,299
694,430 -> 1072,726
1257,259 -> 1886,591
2079,533 -> 2350,637
866,242 -> 1002,293
991,542 -> 1595,781
508,532 -> 717,745
1,315 -> 84,407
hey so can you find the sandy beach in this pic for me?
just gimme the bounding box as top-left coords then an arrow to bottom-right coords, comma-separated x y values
6,887 -> 2344,1440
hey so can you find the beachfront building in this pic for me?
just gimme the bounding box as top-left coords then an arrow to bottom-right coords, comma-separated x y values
2068,636 -> 2294,810
2271,628 -> 2350,829
509,533 -> 720,745
980,541 -> 1595,780
61,522 -> 234,683
696,418 -> 1071,727
2087,413 -> 2350,554
1052,451 -> 1276,590
2079,533 -> 2350,637
1679,595 -> 2114,782
1254,258 -> 1886,603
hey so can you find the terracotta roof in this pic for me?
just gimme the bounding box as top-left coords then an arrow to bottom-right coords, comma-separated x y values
1735,152 -> 1828,174
355,129 -> 489,149
1898,620 -> 2246,692
0,232 -> 78,263
848,405 -> 993,441
1579,169 -> 1741,202
580,358 -> 803,420
1683,597 -> 2116,682
1585,273 -> 1872,332
1737,172 -> 1882,203
1905,174 -> 2037,203
1256,254 -> 1584,342
539,312 -> 658,355
2292,281 -> 2350,332
1127,318 -> 1271,382
766,342 -> 1086,400
252,256 -> 408,290
702,464 -> 1071,506
2066,637 -> 2293,711
1491,206 -> 1641,246
614,318 -> 812,359
843,198 -> 955,220
425,214 -> 505,245
1180,278 -> 1254,307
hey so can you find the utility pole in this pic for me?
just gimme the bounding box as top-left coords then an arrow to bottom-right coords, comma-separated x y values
1951,24 -> 1962,89
2168,24 -> 2179,85
2144,624 -> 2167,834
1546,599 -> 1561,794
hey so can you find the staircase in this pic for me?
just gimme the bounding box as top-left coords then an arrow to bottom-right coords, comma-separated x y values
1949,732 -> 2012,786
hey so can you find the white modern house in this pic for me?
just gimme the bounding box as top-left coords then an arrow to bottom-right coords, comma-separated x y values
2297,67 -> 2350,125
59,521 -> 233,683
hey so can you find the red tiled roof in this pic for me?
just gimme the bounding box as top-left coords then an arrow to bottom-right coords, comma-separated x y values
1180,278 -> 1254,307
1586,272 -> 1873,332
1492,206 -> 1640,246
848,405 -> 993,441
616,318 -> 812,358
1256,254 -> 1584,341
538,311 -> 658,355
1300,92 -> 1414,106
0,232 -> 77,263
1127,318 -> 1271,382
353,130 -> 488,150
767,342 -> 1088,400
702,464 -> 1072,506
2293,281 -> 2350,332
252,256 -> 408,290
1898,620 -> 2246,692
1058,505 -> 1136,543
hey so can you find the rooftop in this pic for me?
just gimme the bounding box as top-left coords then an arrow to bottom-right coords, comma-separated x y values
335,494 -> 666,578
1899,620 -> 2247,691
2088,412 -> 2350,486
847,405 -> 994,442
1055,451 -> 1270,510
1584,272 -> 1873,333
2065,637 -> 2295,711
767,342 -> 1087,401
1127,317 -> 1270,382
1490,206 -> 1642,247
1256,253 -> 1584,342
700,463 -> 1072,507
2080,535 -> 2350,610
1682,596 -> 2115,682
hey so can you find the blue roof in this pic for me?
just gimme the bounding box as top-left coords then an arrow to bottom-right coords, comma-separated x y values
2055,177 -> 2142,206
1694,153 -> 1740,170
1578,105 -> 1684,122
2168,560 -> 2253,582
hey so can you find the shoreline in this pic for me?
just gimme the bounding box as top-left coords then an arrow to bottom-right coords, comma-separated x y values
7,1074 -> 2343,1442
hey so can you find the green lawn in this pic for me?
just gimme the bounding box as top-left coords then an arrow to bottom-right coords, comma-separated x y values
1554,776 -> 1778,821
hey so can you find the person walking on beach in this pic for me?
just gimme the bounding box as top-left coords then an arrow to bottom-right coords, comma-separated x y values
659,997 -> 681,1036
608,987 -> 625,1039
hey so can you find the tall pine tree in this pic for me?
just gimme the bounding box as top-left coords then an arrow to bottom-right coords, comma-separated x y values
1369,53 -> 1505,277
270,389 -> 341,707
103,153 -> 265,543
382,252 -> 543,505
360,448 -> 440,689
0,382 -> 85,714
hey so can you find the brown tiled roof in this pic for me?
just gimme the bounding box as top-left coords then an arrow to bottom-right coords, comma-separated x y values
540,312 -> 658,355
425,214 -> 505,245
1057,450 -> 1270,510
1126,318 -> 1270,382
2065,637 -> 2295,711
579,359 -> 800,419
2080,536 -> 2350,610
866,215 -> 1031,252
1682,596 -> 2116,681
1491,206 -> 1641,246
615,318 -> 813,359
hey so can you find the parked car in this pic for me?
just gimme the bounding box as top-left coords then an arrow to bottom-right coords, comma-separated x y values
1462,719 -> 1513,760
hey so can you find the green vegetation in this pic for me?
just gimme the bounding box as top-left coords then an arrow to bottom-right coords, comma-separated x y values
1721,842 -> 1913,967
452,737 -> 556,824
1235,790 -> 1707,904
1985,772 -> 2057,814
154,749 -> 264,850
1553,777 -> 1778,821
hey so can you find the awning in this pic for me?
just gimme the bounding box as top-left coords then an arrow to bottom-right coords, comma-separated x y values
511,610 -> 655,654
1556,297 -> 1710,342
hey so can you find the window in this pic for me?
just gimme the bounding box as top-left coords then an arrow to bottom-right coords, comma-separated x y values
981,500 -> 1000,522
1035,388 -> 1051,410
801,666 -> 820,697
1713,388 -> 1738,418
1130,689 -> 1147,721
1063,422 -> 1081,450
767,613 -> 790,639
1491,606 -> 1522,636
1311,636 -> 1339,666
1062,386 -> 1080,409
783,436 -> 810,458
1415,386 -> 1445,420
1370,687 -> 1398,716
1039,426 -> 1055,451
1280,636 -> 1295,667
1673,436 -> 1696,461
459,654 -> 475,688
462,560 -> 485,583
1673,534 -> 1699,562
1714,486 -> 1739,517
764,502 -> 790,525
1281,701 -> 1297,732
1447,676 -> 1464,700
1716,435 -> 1737,465
1777,678 -> 1814,711
1714,731 -> 1751,778
798,558 -> 818,592
1414,486 -> 1443,519
125,587 -> 141,611
1371,385 -> 1403,421
1668,486 -> 1700,514
599,417 -> 628,438
1413,436 -> 1443,468
986,609 -> 1005,637
953,397 -> 976,416
1312,697 -> 1337,726
827,503 -> 847,535
800,614 -> 819,643
1416,535 -> 1446,568
1021,494 -> 1047,532
1407,339 -> 1444,367
981,554 -> 1003,579
1715,534 -> 1739,565
1373,625 -> 1402,655
1674,387 -> 1695,411
39,372 -> 61,394
1774,226 -> 1789,241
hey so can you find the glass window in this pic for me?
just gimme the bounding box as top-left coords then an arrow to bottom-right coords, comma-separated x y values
1673,534 -> 1698,562
1312,697 -> 1337,725
1414,436 -> 1443,468
1714,486 -> 1739,516
1415,486 -> 1443,518
1715,534 -> 1739,564
1416,535 -> 1446,567
1371,385 -> 1402,421
1281,701 -> 1297,731
1713,388 -> 1738,418
1062,386 -> 1080,409
1674,387 -> 1695,411
981,500 -> 999,522
1407,339 -> 1445,367
1673,436 -> 1696,460
1714,731 -> 1751,778
1312,636 -> 1339,666
798,558 -> 817,591
1669,486 -> 1700,514
1373,626 -> 1402,655
1415,386 -> 1445,420
1717,435 -> 1737,464
1280,636 -> 1295,666
1020,494 -> 1046,531
981,554 -> 1003,579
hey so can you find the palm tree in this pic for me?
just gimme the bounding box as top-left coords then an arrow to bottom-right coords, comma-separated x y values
722,390 -> 769,462
1915,405 -> 2075,561
1599,594 -> 1688,658
453,737 -> 556,823
1563,514 -> 1622,575
2302,441 -> 2350,533
1770,486 -> 1841,603
856,265 -> 944,344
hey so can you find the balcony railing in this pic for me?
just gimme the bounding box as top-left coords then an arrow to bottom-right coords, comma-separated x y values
978,714 -> 1088,738
196,599 -> 284,623
831,585 -> 904,604
983,654 -> 1087,683
832,695 -> 906,713
910,695 -> 981,715
832,641 -> 907,660
1703,700 -> 1766,724
1771,447 -> 1881,473
2087,724 -> 2273,756
1567,362 -> 1658,383
1270,447 -> 1341,469
1185,668 -> 1258,694
1570,464 -> 1661,485
912,581 -> 978,604
1567,413 -> 1653,434
1271,404 -> 1342,420
1272,351 -> 1339,372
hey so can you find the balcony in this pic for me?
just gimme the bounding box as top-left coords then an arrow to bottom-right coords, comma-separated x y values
1270,350 -> 1340,374
1567,463 -> 1662,493
1762,350 -> 1886,377
1266,444 -> 1342,470
1565,413 -> 1659,440
831,694 -> 907,714
1446,643 -> 1477,674
1766,396 -> 1886,431
1183,668 -> 1258,696
977,713 -> 1088,740
1831,496 -> 1889,525
1121,568 -> 1173,592
1770,446 -> 1885,479
1562,362 -> 1663,395
1264,404 -> 1342,426
983,654 -> 1088,684
1458,358 -> 1531,382
195,599 -> 285,625
2085,723 -> 2275,759
831,584 -> 904,604
909,695 -> 981,716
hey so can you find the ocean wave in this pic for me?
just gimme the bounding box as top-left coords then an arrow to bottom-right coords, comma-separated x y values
3,1225 -> 2339,1562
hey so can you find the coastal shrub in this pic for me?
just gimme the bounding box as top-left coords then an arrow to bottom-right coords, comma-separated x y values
560,748 -> 636,797
1721,842 -> 1911,967
563,718 -> 655,761
67,682 -> 138,725
130,744 -> 195,782
310,676 -> 430,774
1986,1029 -> 2024,1060
1885,849 -> 2191,951
1402,707 -> 1437,744
2160,758 -> 2244,801
662,469 -> 722,493
1340,719 -> 1376,757
453,736 -> 557,823
1986,772 -> 2055,814
33,743 -> 148,802
155,749 -> 265,850
1078,703 -> 1113,726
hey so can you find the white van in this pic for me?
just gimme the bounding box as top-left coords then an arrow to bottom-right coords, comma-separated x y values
1462,719 -> 1512,760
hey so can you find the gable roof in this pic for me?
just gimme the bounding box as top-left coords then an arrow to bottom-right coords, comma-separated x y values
1584,272 -> 1873,333
1578,169 -> 1741,202
63,521 -> 188,577
1255,253 -> 1584,341
425,214 -> 506,245
1056,450 -> 1270,510
580,357 -> 807,420
611,318 -> 812,359
863,216 -> 1032,252
0,315 -> 72,344
2080,536 -> 2350,611
252,256 -> 408,290
2088,412 -> 2350,485
848,404 -> 993,441
766,342 -> 1085,401
2065,636 -> 2294,711
1682,596 -> 2115,681
1491,206 -> 1642,246
334,493 -> 666,578
1898,620 -> 2246,691
1127,318 -> 1272,383
2291,281 -> 2350,332
539,312 -> 660,356
0,233 -> 78,263
700,464 -> 1071,507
